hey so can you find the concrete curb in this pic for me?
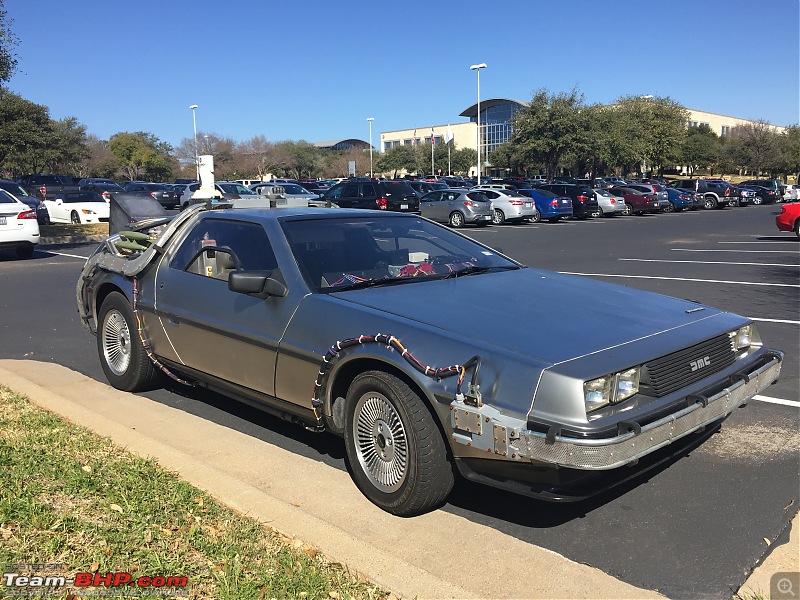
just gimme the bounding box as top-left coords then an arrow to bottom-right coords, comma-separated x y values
39,234 -> 107,246
18,359 -> 797,599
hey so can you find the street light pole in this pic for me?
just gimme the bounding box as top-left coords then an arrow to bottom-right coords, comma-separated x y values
469,63 -> 487,183
189,104 -> 199,180
367,117 -> 374,178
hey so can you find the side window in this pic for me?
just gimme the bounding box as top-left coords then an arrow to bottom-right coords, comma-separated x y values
342,184 -> 359,198
325,184 -> 343,199
360,183 -> 376,198
170,219 -> 278,281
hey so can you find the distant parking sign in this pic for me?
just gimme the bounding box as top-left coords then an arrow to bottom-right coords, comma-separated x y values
348,161 -> 356,176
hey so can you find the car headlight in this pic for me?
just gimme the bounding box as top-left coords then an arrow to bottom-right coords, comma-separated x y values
584,367 -> 641,414
81,209 -> 96,215
730,324 -> 758,352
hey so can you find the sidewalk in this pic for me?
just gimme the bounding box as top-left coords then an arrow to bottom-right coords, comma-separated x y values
1,360 -> 795,599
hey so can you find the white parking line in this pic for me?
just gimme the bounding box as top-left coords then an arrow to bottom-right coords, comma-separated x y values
620,258 -> 799,267
558,272 -> 800,287
753,395 -> 800,408
671,249 -> 798,254
42,250 -> 90,260
718,241 -> 800,244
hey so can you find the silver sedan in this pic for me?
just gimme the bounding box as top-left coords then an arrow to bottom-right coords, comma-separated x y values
592,188 -> 626,216
419,189 -> 493,228
473,187 -> 538,224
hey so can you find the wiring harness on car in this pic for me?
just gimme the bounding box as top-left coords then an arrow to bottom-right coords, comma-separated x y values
309,332 -> 481,432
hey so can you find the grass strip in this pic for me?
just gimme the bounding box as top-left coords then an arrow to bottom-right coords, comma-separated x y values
0,386 -> 388,599
39,223 -> 109,237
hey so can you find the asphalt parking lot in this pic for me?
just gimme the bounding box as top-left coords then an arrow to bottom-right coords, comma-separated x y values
1,203 -> 797,599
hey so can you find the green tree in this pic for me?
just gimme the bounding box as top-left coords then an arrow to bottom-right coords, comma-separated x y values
376,144 -> 417,178
0,1 -> 18,84
728,121 -> 782,176
506,88 -> 589,177
681,124 -> 720,176
776,126 -> 800,181
0,89 -> 54,175
108,132 -> 173,181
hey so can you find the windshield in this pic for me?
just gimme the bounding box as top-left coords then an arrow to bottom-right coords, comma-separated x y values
218,183 -> 252,195
280,184 -> 309,194
0,189 -> 19,204
281,215 -> 520,292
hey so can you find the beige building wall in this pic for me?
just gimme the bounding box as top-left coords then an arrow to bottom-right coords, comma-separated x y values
380,122 -> 477,152
686,109 -> 786,137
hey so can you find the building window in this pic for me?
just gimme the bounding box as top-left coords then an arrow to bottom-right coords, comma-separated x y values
688,121 -> 698,128
403,139 -> 412,145
721,126 -> 731,137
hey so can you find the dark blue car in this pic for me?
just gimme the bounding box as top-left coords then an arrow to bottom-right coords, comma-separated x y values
516,188 -> 573,222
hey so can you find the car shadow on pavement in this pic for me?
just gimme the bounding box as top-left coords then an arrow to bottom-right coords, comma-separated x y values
443,424 -> 721,528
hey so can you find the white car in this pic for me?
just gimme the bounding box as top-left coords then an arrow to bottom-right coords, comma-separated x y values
41,190 -> 110,224
783,184 -> 798,202
473,187 -> 538,224
0,188 -> 40,258
592,188 -> 626,216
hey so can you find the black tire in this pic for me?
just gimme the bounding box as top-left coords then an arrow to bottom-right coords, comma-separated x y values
794,219 -> 800,239
752,195 -> 763,205
622,203 -> 633,216
663,202 -> 675,213
70,210 -> 81,224
15,245 -> 35,259
448,211 -> 465,228
590,208 -> 601,218
97,291 -> 162,392
343,371 -> 454,516
530,208 -> 541,223
492,209 -> 506,225
703,196 -> 717,209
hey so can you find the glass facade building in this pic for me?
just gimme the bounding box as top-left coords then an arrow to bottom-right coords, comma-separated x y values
459,99 -> 525,159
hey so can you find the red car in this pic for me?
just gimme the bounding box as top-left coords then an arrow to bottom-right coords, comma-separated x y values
775,202 -> 800,237
609,186 -> 661,215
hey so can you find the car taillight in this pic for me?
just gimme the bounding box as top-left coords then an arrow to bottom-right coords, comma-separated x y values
151,192 -> 158,199
509,199 -> 524,206
39,185 -> 47,197
725,188 -> 730,197
463,201 -> 474,207
550,199 -> 558,207
17,210 -> 36,220
577,195 -> 587,203
102,191 -> 112,201
610,198 -> 616,204
376,197 -> 388,209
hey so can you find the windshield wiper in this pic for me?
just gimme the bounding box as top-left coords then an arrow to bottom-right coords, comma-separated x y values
439,265 -> 518,279
330,276 -> 420,291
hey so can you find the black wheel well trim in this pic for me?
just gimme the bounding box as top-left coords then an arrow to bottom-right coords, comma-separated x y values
93,281 -> 132,323
326,356 -> 455,457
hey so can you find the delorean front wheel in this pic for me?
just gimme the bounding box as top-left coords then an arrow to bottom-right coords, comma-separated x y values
343,371 -> 454,516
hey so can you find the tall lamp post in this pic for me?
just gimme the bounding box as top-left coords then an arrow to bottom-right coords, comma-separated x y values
469,63 -> 487,182
189,104 -> 199,180
366,117 -> 374,177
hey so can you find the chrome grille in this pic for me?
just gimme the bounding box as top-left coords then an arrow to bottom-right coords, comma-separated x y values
644,334 -> 735,397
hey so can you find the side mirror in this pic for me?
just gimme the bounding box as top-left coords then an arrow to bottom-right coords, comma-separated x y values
228,270 -> 287,298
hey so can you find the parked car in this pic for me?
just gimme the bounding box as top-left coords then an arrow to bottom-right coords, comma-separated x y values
40,190 -> 110,224
419,188 -> 493,227
534,184 -> 599,219
670,179 -> 734,209
737,183 -> 780,205
591,188 -> 625,216
625,183 -> 670,212
671,187 -> 704,210
730,186 -> 754,207
665,188 -> 695,212
180,182 -> 245,209
82,181 -> 126,202
472,187 -> 537,224
515,188 -> 573,222
407,180 -> 449,197
775,202 -> 800,237
609,186 -> 660,215
322,180 -> 420,213
739,179 -> 785,202
0,179 -> 39,211
0,188 -> 39,258
782,184 -> 798,202
17,174 -> 81,201
77,205 -> 784,516
123,182 -> 180,210
251,182 -> 317,204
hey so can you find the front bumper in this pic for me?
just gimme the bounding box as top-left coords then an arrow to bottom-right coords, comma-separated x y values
510,351 -> 782,470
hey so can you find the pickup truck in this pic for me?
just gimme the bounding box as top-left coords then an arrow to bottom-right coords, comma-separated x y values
17,174 -> 81,202
670,178 -> 734,209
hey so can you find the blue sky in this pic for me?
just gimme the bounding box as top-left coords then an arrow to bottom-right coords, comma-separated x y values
5,0 -> 799,150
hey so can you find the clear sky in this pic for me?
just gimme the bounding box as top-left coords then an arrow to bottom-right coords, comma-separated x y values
5,0 -> 799,150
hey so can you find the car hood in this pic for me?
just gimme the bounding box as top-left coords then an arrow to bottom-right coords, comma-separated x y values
330,268 -> 730,365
